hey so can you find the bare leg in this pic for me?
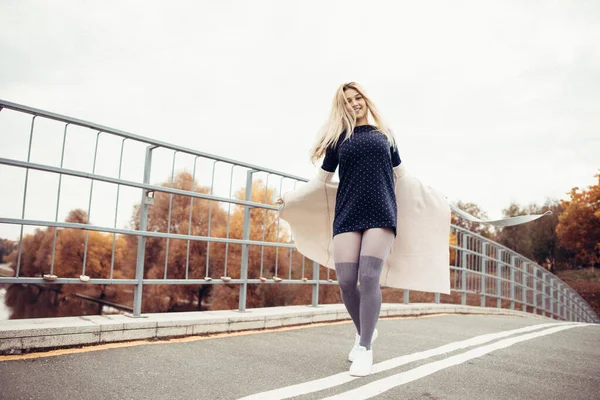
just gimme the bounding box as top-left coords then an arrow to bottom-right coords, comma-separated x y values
333,231 -> 362,334
358,228 -> 395,349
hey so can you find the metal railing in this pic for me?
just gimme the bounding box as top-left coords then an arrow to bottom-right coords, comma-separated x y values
450,227 -> 598,323
0,99 -> 598,323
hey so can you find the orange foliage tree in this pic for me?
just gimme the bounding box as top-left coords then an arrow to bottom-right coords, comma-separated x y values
451,201 -> 493,238
5,209 -> 130,318
124,171 -> 229,312
209,178 -> 324,310
126,172 -> 322,312
5,170 -> 343,318
556,173 -> 600,268
0,238 -> 16,263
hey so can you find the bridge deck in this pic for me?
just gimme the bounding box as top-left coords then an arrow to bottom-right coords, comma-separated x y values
1,313 -> 598,399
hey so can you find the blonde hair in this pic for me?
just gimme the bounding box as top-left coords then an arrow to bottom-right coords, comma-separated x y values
310,82 -> 396,165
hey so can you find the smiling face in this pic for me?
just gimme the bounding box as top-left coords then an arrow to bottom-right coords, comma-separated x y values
344,88 -> 368,123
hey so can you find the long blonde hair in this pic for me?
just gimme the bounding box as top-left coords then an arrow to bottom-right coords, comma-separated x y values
310,82 -> 396,164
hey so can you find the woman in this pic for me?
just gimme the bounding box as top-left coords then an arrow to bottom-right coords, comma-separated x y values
277,82 -> 550,378
280,82 -> 405,377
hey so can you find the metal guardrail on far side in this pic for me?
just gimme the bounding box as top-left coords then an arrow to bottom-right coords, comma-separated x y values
0,99 -> 598,324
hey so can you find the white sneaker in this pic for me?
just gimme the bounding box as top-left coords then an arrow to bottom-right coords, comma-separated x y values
348,328 -> 378,362
349,346 -> 373,377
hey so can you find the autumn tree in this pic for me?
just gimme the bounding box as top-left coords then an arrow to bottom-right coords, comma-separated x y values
4,209 -> 130,318
129,171 -> 331,312
0,238 -> 16,263
495,200 -> 577,271
451,201 -> 494,238
495,202 -> 534,259
208,178 -> 302,310
5,169 -> 343,318
556,173 -> 600,268
527,200 -> 567,272
125,171 -> 229,312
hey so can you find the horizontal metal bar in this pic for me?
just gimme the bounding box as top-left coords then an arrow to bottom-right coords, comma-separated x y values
0,276 -> 338,286
0,277 -> 137,284
141,279 -> 336,285
449,267 -> 521,286
448,246 -> 521,269
451,226 -> 542,266
447,268 -> 595,320
2,99 -> 597,323
446,270 -> 595,317
448,248 -> 552,283
1,164 -> 570,293
0,217 -> 296,248
449,244 -> 537,271
0,99 -> 307,182
0,157 -> 280,211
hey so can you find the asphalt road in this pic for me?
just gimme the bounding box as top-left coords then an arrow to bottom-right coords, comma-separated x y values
0,314 -> 598,400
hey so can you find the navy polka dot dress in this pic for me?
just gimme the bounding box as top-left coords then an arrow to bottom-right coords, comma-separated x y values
321,124 -> 402,237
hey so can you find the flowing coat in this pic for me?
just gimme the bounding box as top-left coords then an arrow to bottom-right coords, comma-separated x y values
279,164 -> 452,294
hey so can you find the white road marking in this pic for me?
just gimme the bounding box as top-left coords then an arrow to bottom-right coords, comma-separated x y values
237,322 -> 577,400
322,323 -> 587,399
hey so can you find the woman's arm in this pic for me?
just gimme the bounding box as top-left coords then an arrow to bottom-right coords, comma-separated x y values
278,141 -> 339,206
391,143 -> 402,185
318,141 -> 340,183
391,143 -> 401,168
321,141 -> 339,174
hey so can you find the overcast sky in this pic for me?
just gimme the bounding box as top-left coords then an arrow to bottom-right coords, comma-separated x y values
0,0 -> 599,240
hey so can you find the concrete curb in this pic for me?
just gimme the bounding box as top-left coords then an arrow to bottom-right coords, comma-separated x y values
0,303 -> 553,354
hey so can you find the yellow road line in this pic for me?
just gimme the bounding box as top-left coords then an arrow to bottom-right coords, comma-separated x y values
0,312 -> 503,362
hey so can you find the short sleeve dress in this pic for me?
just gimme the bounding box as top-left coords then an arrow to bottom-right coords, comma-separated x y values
321,124 -> 402,237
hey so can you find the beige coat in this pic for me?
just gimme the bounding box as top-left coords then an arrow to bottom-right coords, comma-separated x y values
279,164 -> 452,295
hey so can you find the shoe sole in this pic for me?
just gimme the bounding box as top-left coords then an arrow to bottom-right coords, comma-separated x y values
349,370 -> 371,377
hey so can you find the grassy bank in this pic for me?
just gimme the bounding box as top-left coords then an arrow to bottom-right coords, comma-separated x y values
557,268 -> 600,319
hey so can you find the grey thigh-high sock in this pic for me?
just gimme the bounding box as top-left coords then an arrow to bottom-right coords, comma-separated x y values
335,262 -> 361,335
358,255 -> 384,349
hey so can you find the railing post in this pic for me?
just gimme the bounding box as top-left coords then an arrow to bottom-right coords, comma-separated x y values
522,262 -> 528,312
563,287 -> 570,321
496,249 -> 503,308
550,277 -> 555,319
133,145 -> 155,317
542,273 -> 548,318
556,283 -> 562,320
561,286 -> 566,320
238,170 -> 254,312
510,255 -> 515,310
567,290 -> 572,321
533,268 -> 538,315
461,234 -> 468,306
558,283 -> 565,319
481,243 -> 487,307
435,292 -> 440,304
311,261 -> 319,307
565,288 -> 570,321
569,295 -> 574,321
558,282 -> 565,319
404,289 -> 409,304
